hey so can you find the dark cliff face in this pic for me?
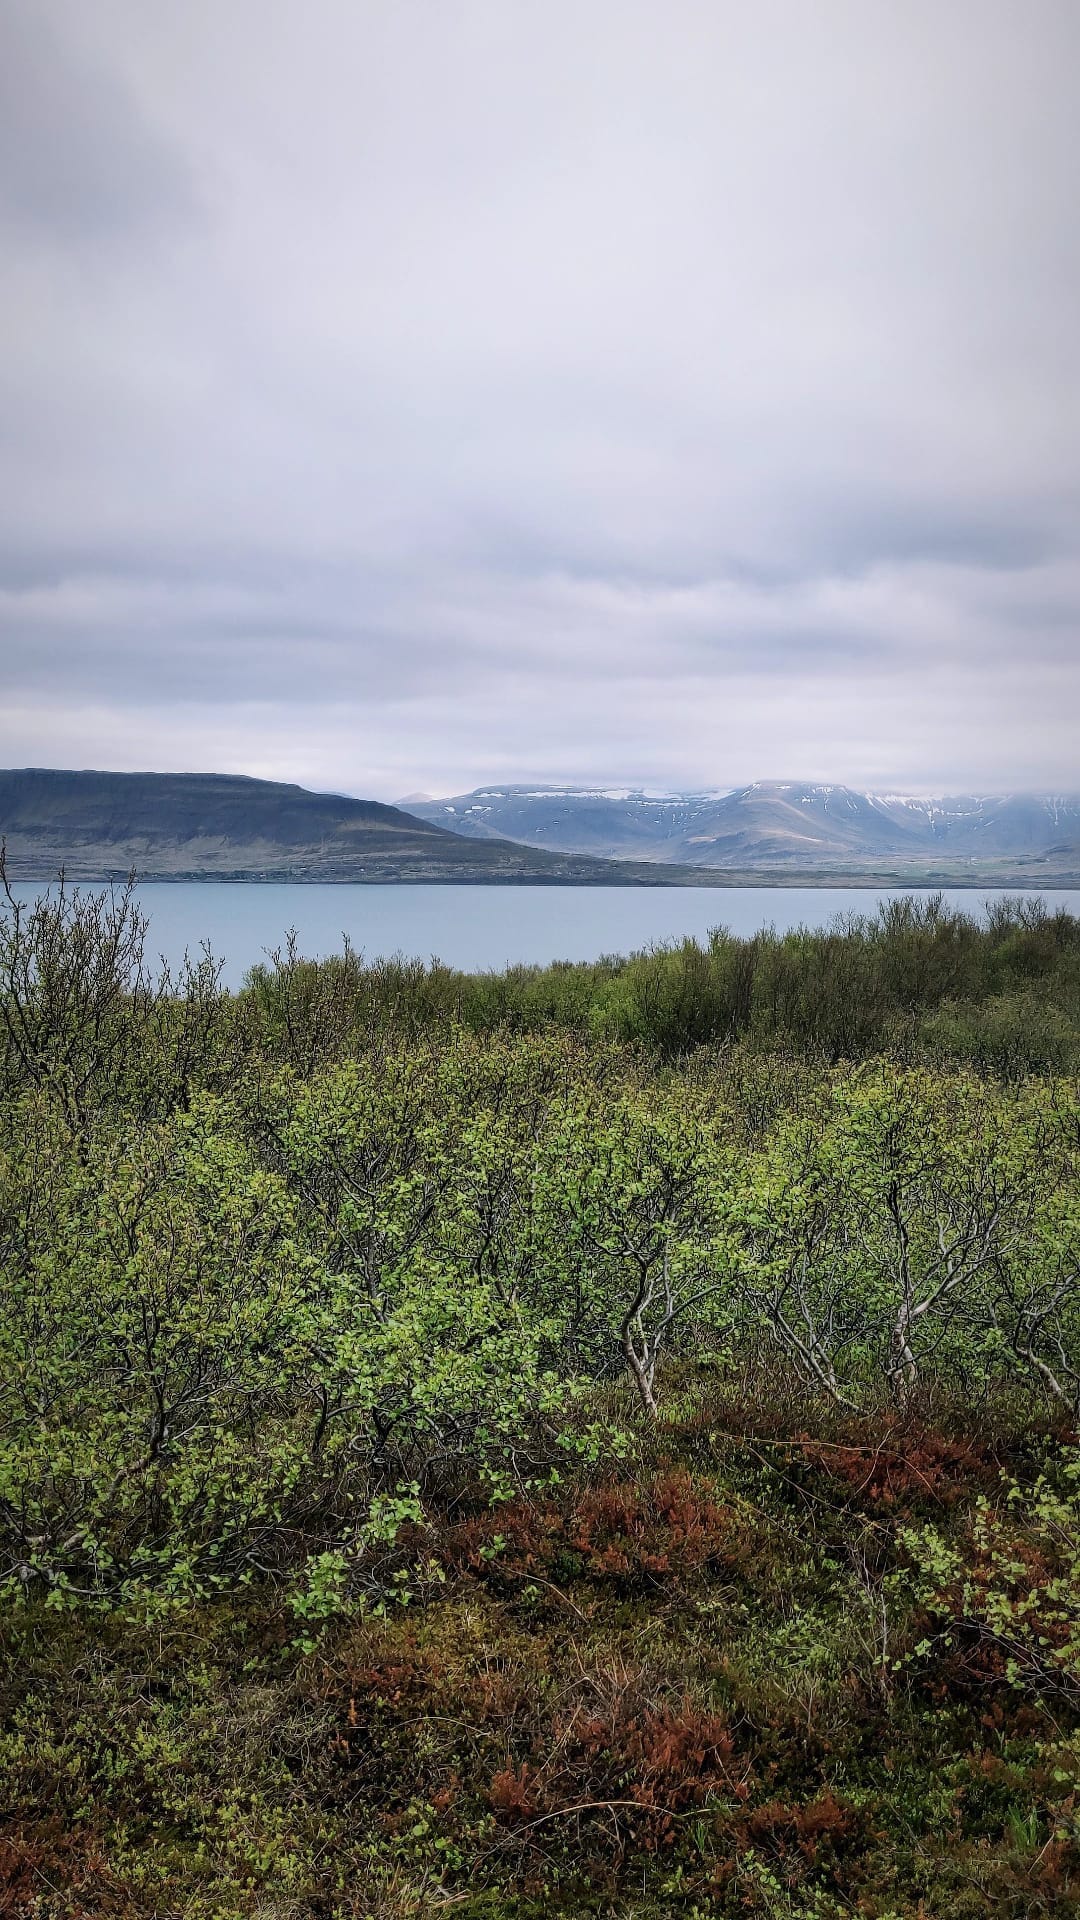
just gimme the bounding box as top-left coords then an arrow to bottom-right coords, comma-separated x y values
0,769 -> 459,852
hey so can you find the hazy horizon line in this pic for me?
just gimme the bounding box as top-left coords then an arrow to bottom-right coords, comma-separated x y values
5,765 -> 1080,808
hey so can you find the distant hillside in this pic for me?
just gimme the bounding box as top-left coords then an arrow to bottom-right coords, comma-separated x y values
408,786 -> 726,862
4,772 -> 1077,888
408,781 -> 1080,878
0,769 -> 717,885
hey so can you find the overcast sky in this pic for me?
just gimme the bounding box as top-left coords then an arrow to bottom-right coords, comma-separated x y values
2,0 -> 1078,800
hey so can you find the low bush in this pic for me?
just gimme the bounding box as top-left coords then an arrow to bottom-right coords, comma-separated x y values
3,873 -> 1080,1912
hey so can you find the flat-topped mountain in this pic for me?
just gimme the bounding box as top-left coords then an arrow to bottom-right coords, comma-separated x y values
408,781 -> 1080,875
0,769 -> 709,885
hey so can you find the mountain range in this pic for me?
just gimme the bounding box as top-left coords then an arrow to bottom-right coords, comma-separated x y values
0,769 -> 710,886
1,771 -> 1077,886
407,782 -> 1080,876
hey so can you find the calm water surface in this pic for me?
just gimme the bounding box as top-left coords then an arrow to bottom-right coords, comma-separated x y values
28,883 -> 1078,989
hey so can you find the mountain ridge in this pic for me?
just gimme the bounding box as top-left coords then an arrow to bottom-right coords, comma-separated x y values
0,768 -> 728,887
406,780 -> 1080,873
1,771 -> 1077,886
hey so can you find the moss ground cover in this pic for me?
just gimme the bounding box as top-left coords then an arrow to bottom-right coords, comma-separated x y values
4,1392 -> 1080,1916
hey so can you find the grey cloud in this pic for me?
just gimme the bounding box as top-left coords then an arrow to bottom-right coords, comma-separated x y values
0,0 -> 1078,797
0,0 -> 197,244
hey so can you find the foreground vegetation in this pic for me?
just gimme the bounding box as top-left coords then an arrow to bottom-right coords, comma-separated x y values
2,865 -> 1080,1915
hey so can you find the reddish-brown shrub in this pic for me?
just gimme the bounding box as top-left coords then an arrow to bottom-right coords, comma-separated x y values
0,1824 -> 122,1916
487,1695 -> 749,1852
744,1790 -> 858,1863
441,1470 -> 744,1592
0,1836 -> 44,1909
488,1762 -> 536,1818
793,1424 -> 995,1514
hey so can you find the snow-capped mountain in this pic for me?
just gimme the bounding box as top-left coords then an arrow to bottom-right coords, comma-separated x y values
404,782 -> 1080,869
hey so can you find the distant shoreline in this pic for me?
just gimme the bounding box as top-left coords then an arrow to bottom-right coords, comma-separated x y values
8,869 -> 1080,891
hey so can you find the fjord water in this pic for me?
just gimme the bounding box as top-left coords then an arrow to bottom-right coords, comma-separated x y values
23,883 -> 1078,989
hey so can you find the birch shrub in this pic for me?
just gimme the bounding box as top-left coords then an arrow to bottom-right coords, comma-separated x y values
901,1446 -> 1080,1705
723,1067 -> 1079,1409
1,925 -> 1079,1604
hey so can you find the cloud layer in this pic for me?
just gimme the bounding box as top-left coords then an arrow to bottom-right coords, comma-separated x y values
2,0 -> 1078,797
